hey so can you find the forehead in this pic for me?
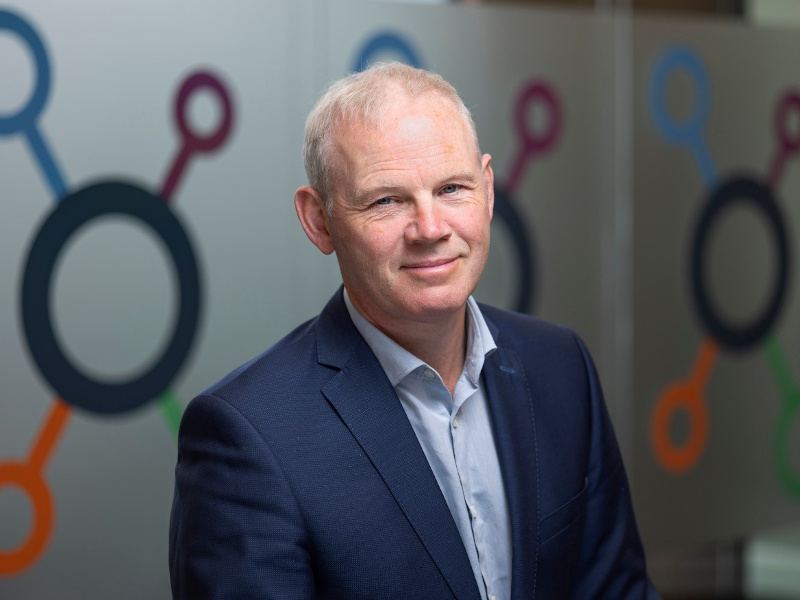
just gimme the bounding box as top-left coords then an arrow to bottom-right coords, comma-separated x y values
329,91 -> 478,186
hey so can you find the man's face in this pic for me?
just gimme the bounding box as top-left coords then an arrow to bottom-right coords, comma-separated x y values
325,90 -> 494,331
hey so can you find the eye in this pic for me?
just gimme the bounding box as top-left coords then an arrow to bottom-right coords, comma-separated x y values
441,184 -> 462,194
373,197 -> 395,206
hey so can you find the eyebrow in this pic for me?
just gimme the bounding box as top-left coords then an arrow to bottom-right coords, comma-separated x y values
441,173 -> 480,186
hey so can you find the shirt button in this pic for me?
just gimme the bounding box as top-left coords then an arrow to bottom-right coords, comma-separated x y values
490,595 -> 497,600
468,503 -> 477,519
452,414 -> 460,428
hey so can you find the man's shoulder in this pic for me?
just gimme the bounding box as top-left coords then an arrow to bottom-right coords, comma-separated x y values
200,314 -> 326,408
477,302 -> 581,355
476,303 -> 597,387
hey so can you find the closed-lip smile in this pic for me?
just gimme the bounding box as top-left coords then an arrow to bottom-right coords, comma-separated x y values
402,257 -> 458,270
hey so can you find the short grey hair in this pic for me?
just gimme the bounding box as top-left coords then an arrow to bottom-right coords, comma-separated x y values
302,62 -> 480,214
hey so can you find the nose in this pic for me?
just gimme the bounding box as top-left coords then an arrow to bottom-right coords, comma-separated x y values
405,198 -> 452,243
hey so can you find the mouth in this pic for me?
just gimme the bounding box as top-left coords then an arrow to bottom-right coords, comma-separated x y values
401,256 -> 459,271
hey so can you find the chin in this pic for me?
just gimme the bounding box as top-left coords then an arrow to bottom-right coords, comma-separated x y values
402,289 -> 471,320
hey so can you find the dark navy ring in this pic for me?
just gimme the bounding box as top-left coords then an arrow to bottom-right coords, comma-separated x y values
21,180 -> 201,414
691,175 -> 789,350
493,184 -> 536,313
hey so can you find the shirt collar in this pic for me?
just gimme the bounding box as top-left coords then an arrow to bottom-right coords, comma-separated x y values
343,288 -> 497,388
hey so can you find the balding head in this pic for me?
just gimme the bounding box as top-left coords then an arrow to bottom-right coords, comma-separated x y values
302,62 -> 480,214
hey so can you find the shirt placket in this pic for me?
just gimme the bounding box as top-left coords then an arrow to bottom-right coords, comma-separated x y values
452,376 -> 495,600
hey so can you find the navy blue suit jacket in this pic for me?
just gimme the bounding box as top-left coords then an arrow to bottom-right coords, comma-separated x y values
169,290 -> 657,598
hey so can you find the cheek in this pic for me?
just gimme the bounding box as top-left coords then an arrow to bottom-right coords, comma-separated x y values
339,229 -> 397,270
462,213 -> 492,246
363,225 -> 402,259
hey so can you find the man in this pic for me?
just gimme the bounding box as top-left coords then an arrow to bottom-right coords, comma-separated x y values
169,63 -> 657,599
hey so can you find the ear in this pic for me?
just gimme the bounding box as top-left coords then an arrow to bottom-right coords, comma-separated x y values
294,185 -> 335,255
481,153 -> 495,220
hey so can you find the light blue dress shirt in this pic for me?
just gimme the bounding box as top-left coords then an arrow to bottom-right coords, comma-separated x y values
344,290 -> 511,600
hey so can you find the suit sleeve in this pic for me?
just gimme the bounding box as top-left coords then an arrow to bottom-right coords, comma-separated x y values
570,335 -> 660,599
169,393 -> 314,600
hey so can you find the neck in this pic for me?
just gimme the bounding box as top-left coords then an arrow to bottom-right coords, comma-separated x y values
348,294 -> 468,396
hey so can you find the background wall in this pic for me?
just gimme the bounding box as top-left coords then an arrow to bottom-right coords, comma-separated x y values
633,16 -> 800,550
1,0 -> 798,597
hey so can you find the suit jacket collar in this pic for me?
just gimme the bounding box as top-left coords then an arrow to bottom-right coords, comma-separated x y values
316,290 -> 540,600
316,289 -> 482,600
482,339 -> 540,599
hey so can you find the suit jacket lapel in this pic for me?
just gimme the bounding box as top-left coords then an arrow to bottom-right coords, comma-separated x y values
483,341 -> 540,600
316,291 -> 482,600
